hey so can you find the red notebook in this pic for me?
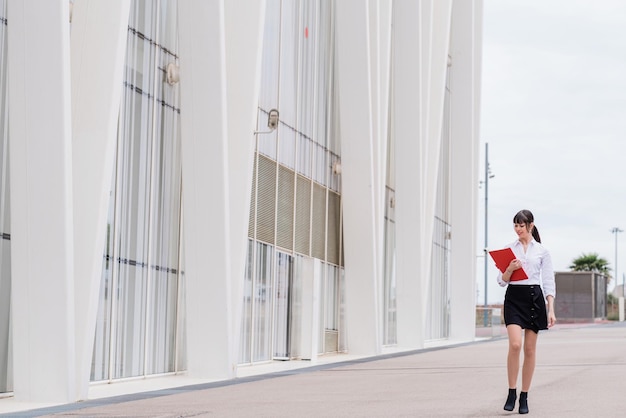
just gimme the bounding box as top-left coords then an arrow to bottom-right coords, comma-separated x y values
488,248 -> 528,281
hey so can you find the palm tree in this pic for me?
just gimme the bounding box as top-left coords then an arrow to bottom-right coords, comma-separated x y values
569,253 -> 612,280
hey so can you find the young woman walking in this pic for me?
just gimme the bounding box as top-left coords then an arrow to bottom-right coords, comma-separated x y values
496,209 -> 556,414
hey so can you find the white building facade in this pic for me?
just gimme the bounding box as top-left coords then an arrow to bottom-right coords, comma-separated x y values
0,0 -> 482,404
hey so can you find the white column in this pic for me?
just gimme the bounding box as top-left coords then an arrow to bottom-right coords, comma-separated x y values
335,0 -> 381,355
449,0 -> 482,341
367,0 -> 393,314
393,0 -> 424,348
7,0 -> 76,403
70,0 -> 131,399
417,0 -> 452,323
393,0 -> 452,347
178,0 -> 264,379
223,0 -> 266,365
299,258 -> 321,361
177,0 -> 233,379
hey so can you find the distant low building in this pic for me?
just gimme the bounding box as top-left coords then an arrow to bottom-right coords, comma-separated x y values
555,272 -> 607,322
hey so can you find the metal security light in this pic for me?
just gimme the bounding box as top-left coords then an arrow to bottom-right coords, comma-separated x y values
254,109 -> 279,134
166,63 -> 180,85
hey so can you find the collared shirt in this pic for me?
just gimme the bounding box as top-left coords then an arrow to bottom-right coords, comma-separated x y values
496,239 -> 556,299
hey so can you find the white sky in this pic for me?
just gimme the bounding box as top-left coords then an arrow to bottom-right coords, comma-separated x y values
478,0 -> 626,304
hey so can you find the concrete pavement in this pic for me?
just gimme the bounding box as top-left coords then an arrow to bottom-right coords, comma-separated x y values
2,322 -> 626,417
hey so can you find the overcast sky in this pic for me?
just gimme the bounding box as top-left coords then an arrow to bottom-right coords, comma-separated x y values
478,0 -> 626,304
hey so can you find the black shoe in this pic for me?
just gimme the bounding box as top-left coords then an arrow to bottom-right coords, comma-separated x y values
519,392 -> 529,414
503,388 -> 517,411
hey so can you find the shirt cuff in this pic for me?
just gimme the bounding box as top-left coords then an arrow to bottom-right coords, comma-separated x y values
497,273 -> 508,287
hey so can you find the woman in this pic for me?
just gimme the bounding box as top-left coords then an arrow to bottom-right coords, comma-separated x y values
497,209 -> 556,414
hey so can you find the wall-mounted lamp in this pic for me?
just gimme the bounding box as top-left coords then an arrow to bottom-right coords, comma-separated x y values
254,109 -> 279,134
166,63 -> 180,85
332,161 -> 342,175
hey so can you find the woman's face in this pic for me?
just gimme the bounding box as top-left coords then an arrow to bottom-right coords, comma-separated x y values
514,222 -> 533,240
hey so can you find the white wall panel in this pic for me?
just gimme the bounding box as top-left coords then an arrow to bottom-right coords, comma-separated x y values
335,0 -> 381,355
417,0 -> 453,322
223,0 -> 266,366
178,0 -> 265,377
449,0 -> 482,341
7,0 -> 76,403
70,0 -> 131,400
392,0 -> 424,348
368,0 -> 393,318
178,0 -> 233,379
393,0 -> 453,348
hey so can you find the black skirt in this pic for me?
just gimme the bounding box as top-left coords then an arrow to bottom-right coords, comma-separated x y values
504,284 -> 548,333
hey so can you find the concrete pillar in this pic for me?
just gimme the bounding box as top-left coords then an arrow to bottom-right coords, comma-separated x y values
222,0 -> 266,365
416,0 -> 452,325
335,0 -> 381,355
177,0 -> 233,379
70,0 -> 131,399
393,0 -> 452,348
449,0 -> 482,342
392,0 -> 424,349
178,0 -> 265,377
367,0 -> 393,297
7,0 -> 76,402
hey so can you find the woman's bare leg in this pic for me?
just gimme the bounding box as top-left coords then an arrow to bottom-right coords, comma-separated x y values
521,329 -> 538,391
506,324 -> 523,388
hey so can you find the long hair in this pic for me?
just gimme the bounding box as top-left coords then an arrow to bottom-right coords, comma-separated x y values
513,209 -> 541,243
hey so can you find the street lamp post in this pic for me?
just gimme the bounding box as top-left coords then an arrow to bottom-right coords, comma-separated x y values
611,227 -> 624,321
612,227 -> 623,296
483,143 -> 494,327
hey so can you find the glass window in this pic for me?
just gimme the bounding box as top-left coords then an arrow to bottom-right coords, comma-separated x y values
257,0 -> 280,161
240,241 -> 276,364
273,252 -> 293,359
92,0 -> 184,381
338,267 -> 346,352
383,209 -> 397,345
296,134 -> 312,177
325,264 -> 341,332
243,0 -> 344,363
239,240 -> 254,364
257,0 -> 338,186
253,242 -> 274,362
288,255 -> 305,359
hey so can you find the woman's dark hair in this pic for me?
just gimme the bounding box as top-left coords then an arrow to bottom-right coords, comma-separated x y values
513,209 -> 541,243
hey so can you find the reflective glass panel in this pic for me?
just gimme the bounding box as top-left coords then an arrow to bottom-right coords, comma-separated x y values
252,243 -> 274,362
92,0 -> 184,381
273,252 -> 293,359
239,240 -> 254,364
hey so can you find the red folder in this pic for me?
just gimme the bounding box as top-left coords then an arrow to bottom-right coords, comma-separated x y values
488,248 -> 528,281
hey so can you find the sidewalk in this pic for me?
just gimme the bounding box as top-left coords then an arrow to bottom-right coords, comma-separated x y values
2,322 -> 626,417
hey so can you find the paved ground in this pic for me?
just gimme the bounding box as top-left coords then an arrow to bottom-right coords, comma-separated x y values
2,322 -> 626,417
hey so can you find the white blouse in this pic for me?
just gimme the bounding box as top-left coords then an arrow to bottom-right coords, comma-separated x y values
496,239 -> 556,299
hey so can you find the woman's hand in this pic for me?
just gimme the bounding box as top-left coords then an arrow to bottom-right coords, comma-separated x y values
547,295 -> 556,327
506,259 -> 522,273
502,259 -> 522,283
548,309 -> 557,327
